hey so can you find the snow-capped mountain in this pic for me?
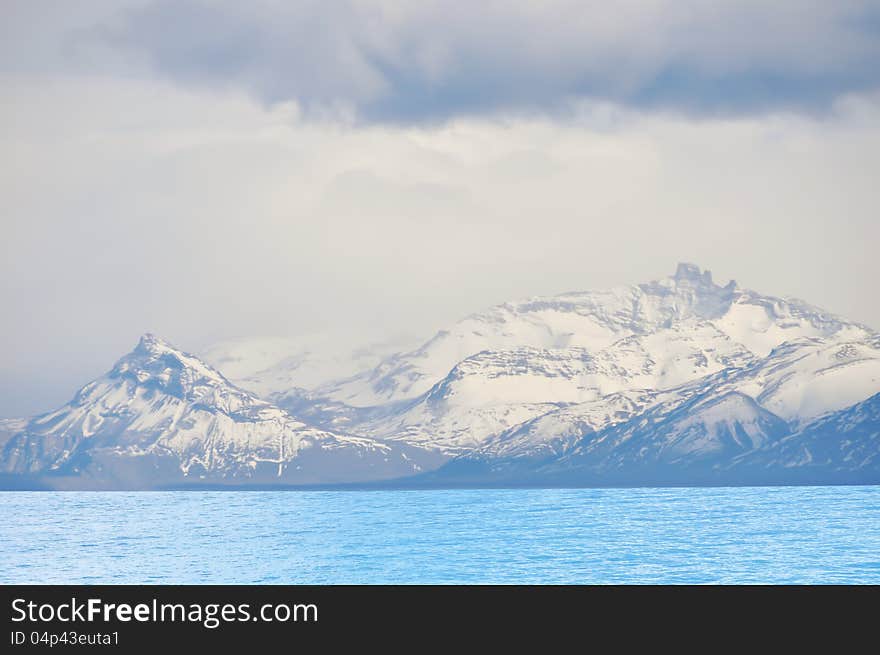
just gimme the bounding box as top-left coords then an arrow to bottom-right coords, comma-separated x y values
549,389 -> 793,478
282,264 -> 875,463
732,392 -> 880,481
425,382 -> 880,487
316,263 -> 870,409
354,322 -> 757,453
728,336 -> 880,424
0,334 -> 439,488
462,335 -> 880,462
2,263 -> 877,488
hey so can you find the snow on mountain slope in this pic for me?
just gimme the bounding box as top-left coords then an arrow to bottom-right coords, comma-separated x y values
647,392 -> 790,461
200,332 -> 420,397
427,389 -> 793,485
552,389 -> 789,469
0,418 -> 27,451
732,392 -> 880,480
711,288 -> 868,357
3,263 -> 876,488
459,335 -> 880,463
319,263 -> 871,408
423,330 -> 880,484
473,389 -> 661,459
0,334 -> 439,487
731,337 -> 880,424
360,322 -> 756,453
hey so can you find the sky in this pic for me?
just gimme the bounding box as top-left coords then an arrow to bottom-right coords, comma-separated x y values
2,0 -> 880,417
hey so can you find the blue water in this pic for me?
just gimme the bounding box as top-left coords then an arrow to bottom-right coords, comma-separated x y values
1,487 -> 879,584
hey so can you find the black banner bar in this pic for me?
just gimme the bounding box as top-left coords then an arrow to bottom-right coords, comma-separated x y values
2,585 -> 876,650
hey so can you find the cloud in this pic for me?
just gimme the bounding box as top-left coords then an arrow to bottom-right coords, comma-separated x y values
87,0 -> 880,123
1,2 -> 879,418
2,72 -> 879,415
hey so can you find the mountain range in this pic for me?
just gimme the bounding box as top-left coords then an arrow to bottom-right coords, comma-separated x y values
2,263 -> 878,488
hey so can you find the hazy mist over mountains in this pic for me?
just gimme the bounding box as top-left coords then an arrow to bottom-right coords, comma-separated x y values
3,2 -> 880,420
2,4 -> 879,487
2,264 -> 877,488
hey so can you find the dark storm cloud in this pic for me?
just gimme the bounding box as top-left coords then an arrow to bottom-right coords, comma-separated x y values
96,0 -> 880,123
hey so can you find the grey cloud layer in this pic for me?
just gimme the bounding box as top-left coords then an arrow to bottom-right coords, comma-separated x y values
2,73 -> 879,417
1,2 -> 879,419
96,0 -> 880,122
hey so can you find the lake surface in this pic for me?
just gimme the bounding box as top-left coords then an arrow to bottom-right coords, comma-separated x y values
1,487 -> 879,584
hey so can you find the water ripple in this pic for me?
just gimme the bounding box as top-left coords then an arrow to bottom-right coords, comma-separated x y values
0,487 -> 878,584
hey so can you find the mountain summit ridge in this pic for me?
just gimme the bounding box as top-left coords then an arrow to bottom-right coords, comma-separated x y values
309,263 -> 872,410
2,263 -> 878,488
0,335 -> 439,487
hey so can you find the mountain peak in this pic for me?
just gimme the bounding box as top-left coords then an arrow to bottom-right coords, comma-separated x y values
672,262 -> 737,292
1,340 -> 430,485
674,262 -> 712,285
113,333 -> 233,401
135,332 -> 175,355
